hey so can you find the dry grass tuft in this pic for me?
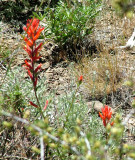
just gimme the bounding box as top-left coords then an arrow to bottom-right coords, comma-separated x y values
74,48 -> 123,98
73,2 -> 135,99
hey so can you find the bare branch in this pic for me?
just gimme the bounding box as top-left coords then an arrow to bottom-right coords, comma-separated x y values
117,28 -> 135,49
80,131 -> 91,156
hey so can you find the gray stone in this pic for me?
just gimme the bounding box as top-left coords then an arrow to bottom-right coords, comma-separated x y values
86,101 -> 115,114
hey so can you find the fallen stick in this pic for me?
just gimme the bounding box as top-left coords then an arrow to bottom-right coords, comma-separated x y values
117,28 -> 135,49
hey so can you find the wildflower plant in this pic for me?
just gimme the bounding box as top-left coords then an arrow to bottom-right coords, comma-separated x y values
23,18 -> 45,117
99,105 -> 114,127
99,105 -> 114,147
65,75 -> 84,126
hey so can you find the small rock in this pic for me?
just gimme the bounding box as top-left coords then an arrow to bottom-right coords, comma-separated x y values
86,101 -> 115,114
42,62 -> 50,70
59,77 -> 65,83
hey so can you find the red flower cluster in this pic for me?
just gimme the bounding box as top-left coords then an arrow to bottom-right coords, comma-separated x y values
23,18 -> 44,87
79,75 -> 83,84
23,18 -> 44,108
99,105 -> 114,127
79,75 -> 83,81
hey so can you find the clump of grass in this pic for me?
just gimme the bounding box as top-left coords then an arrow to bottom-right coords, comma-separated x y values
0,44 -> 11,64
74,48 -> 123,98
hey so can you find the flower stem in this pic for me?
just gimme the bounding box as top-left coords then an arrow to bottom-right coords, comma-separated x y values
32,46 -> 44,119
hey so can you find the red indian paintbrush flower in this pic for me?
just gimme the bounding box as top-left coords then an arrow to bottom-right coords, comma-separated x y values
79,75 -> 83,81
23,19 -> 44,47
23,18 -> 44,62
99,105 -> 114,127
78,75 -> 83,84
23,18 -> 44,108
23,18 -> 44,87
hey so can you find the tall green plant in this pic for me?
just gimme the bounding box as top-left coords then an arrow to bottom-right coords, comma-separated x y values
44,0 -> 101,58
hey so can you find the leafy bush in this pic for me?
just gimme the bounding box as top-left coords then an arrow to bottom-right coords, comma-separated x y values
44,0 -> 101,60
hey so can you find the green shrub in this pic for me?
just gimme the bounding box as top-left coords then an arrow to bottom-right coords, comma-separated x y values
44,0 -> 101,59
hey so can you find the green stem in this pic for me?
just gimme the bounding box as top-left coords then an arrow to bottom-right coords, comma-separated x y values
105,131 -> 108,145
33,85 -> 44,119
66,82 -> 81,123
31,46 -> 45,119
119,135 -> 123,160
